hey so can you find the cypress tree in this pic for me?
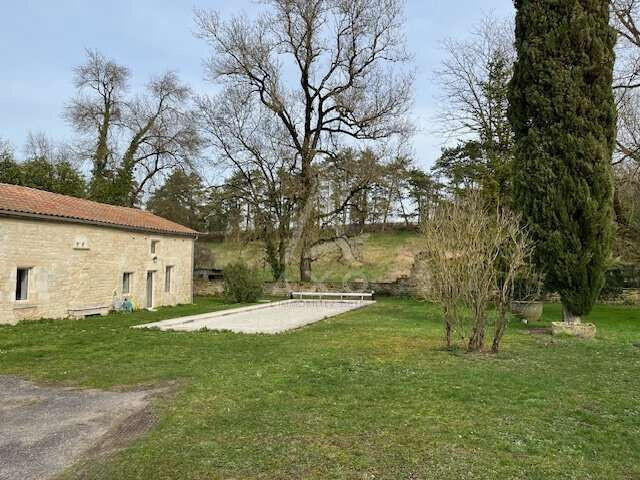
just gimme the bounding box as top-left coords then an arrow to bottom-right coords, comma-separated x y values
508,0 -> 616,323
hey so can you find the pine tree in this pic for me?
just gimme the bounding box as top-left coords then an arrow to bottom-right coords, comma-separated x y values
508,0 -> 616,323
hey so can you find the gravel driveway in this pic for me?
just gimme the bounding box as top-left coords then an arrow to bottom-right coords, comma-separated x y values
0,376 -> 156,480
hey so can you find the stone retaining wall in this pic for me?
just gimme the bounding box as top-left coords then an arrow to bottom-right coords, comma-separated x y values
194,276 -> 418,298
542,289 -> 640,305
194,277 -> 640,305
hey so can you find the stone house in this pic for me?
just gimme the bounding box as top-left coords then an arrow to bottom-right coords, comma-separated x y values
0,183 -> 198,325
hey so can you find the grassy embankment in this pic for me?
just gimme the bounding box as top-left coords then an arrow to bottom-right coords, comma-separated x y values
204,231 -> 422,282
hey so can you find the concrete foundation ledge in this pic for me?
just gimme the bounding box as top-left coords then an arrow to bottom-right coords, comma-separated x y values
551,322 -> 596,339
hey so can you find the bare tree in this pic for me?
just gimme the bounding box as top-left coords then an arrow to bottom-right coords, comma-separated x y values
435,16 -> 514,140
65,50 -> 200,206
197,88 -> 297,280
195,0 -> 413,281
612,1 -> 640,165
434,15 -> 515,206
612,1 -> 640,88
65,50 -> 128,179
0,138 -> 15,163
23,132 -> 78,168
604,2 -> 640,230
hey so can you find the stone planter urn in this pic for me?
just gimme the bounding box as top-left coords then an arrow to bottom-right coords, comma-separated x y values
551,322 -> 596,339
511,300 -> 544,324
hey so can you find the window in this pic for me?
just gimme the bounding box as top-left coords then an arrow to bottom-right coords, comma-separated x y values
150,240 -> 160,254
165,266 -> 173,293
16,268 -> 29,300
122,272 -> 132,294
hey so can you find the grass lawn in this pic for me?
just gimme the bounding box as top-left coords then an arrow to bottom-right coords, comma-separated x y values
1,297 -> 639,479
205,231 -> 422,282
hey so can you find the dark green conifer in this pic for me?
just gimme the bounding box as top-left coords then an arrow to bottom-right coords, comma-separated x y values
508,0 -> 617,321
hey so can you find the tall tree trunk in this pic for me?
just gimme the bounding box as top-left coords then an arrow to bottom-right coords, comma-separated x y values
298,156 -> 315,283
613,188 -> 628,226
398,197 -> 410,227
300,253 -> 312,283
89,108 -> 113,202
264,213 -> 290,282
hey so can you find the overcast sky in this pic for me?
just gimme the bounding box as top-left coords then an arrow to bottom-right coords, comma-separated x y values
0,0 -> 514,170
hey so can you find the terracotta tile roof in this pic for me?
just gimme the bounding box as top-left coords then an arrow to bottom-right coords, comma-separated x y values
0,183 -> 198,236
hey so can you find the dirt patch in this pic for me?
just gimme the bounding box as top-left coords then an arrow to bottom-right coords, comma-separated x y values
60,407 -> 154,480
0,376 -> 173,480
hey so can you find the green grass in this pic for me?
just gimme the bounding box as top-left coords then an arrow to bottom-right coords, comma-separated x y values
205,231 -> 422,282
1,298 -> 639,479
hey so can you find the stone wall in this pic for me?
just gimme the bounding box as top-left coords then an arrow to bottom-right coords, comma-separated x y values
194,278 -> 225,296
195,276 -> 640,305
542,289 -> 640,305
194,275 -> 418,298
620,288 -> 640,304
0,217 -> 194,325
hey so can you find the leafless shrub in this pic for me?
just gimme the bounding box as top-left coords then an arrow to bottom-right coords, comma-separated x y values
417,193 -> 533,352
491,212 -> 535,353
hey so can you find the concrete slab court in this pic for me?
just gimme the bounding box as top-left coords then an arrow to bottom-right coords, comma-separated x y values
0,376 -> 159,480
133,299 -> 376,334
